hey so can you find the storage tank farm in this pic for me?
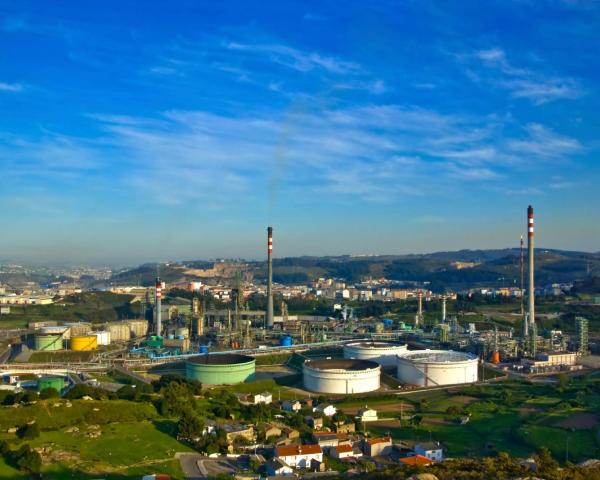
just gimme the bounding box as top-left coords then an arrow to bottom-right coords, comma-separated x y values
303,358 -> 381,394
396,350 -> 478,387
343,341 -> 408,367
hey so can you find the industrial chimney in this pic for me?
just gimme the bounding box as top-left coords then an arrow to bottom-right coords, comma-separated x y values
441,295 -> 447,323
415,290 -> 423,327
155,277 -> 162,336
266,226 -> 274,329
527,206 -> 536,355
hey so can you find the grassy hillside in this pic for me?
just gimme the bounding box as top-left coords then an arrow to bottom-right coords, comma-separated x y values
0,292 -> 138,327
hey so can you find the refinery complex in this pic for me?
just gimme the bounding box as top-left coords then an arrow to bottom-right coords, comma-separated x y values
2,205 -> 591,398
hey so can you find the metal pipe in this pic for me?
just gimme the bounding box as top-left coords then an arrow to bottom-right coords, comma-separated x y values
441,295 -> 447,322
266,226 -> 274,329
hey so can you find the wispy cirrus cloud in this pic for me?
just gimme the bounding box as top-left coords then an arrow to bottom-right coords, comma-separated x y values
225,41 -> 361,74
0,82 -> 23,92
471,48 -> 583,104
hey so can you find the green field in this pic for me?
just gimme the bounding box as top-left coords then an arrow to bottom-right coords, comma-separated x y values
0,399 -> 190,479
363,377 -> 600,462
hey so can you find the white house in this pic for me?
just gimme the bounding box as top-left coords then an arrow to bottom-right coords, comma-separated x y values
282,400 -> 302,413
357,407 -> 378,422
313,404 -> 337,417
266,458 -> 294,476
275,444 -> 323,469
254,391 -> 272,405
331,444 -> 362,459
414,442 -> 444,462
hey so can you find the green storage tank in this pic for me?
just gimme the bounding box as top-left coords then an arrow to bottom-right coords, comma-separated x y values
34,333 -> 63,351
38,376 -> 65,392
146,335 -> 163,348
186,353 -> 255,385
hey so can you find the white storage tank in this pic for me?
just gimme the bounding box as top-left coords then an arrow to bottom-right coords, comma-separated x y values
303,359 -> 380,394
93,330 -> 111,346
127,319 -> 149,338
344,341 -> 408,367
106,322 -> 131,342
396,350 -> 478,387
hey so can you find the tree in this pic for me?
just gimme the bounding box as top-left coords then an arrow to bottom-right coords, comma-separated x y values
17,424 -> 40,440
13,445 -> 41,473
177,409 -> 205,442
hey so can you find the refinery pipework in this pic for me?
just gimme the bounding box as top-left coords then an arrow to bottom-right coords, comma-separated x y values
266,226 -> 274,329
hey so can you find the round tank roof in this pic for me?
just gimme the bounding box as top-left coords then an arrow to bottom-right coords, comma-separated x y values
305,358 -> 379,371
345,341 -> 405,349
187,353 -> 255,365
398,350 -> 477,364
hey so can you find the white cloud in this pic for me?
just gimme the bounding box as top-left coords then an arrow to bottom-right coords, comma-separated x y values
226,41 -> 361,74
0,82 -> 23,92
472,47 -> 584,104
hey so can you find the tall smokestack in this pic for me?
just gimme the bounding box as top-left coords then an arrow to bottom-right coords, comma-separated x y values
415,290 -> 423,327
441,295 -> 447,322
266,226 -> 274,329
155,277 -> 162,336
527,206 -> 536,353
520,235 -> 527,338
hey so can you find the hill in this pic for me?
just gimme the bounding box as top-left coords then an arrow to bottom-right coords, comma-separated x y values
108,249 -> 600,292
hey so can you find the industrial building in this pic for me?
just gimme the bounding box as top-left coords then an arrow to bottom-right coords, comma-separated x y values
303,358 -> 381,394
185,353 -> 255,385
343,341 -> 408,366
396,350 -> 478,387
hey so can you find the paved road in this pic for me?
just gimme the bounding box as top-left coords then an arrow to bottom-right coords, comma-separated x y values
177,453 -> 204,480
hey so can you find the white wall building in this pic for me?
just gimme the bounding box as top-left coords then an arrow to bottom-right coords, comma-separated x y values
275,444 -> 323,469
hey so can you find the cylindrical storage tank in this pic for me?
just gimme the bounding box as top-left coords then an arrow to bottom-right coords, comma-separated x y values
38,376 -> 65,392
65,322 -> 92,337
382,318 -> 394,326
39,326 -> 70,340
34,333 -> 63,351
186,354 -> 255,385
127,320 -> 149,338
107,323 -> 131,342
396,350 -> 479,387
303,359 -> 381,394
199,345 -> 209,354
175,327 -> 189,339
280,335 -> 293,347
374,323 -> 385,334
93,330 -> 111,346
70,335 -> 97,351
344,341 -> 408,367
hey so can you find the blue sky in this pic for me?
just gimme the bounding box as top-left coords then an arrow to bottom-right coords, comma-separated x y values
0,1 -> 598,265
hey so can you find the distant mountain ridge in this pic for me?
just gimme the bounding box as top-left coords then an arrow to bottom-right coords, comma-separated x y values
106,248 -> 600,292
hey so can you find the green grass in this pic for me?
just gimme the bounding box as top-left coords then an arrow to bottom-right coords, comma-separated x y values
213,374 -> 304,400
18,420 -> 190,479
254,353 -> 292,366
0,399 -> 157,431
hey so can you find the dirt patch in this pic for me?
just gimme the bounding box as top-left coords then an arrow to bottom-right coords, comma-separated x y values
451,395 -> 478,405
340,402 -> 415,415
518,407 -> 540,417
555,413 -> 598,430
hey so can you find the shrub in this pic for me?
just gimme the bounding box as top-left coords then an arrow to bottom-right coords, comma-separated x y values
39,387 -> 60,399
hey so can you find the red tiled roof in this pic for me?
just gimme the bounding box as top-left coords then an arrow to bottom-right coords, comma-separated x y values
276,444 -> 322,456
367,436 -> 391,445
335,444 -> 353,453
399,454 -> 434,466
